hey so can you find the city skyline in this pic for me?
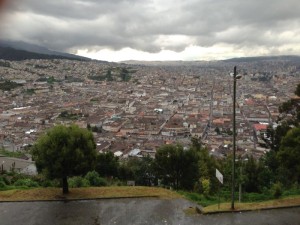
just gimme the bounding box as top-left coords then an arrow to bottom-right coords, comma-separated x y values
0,0 -> 300,61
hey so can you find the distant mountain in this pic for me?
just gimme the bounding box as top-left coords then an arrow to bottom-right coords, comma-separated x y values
120,60 -> 214,66
122,56 -> 300,66
0,40 -> 90,61
223,55 -> 300,63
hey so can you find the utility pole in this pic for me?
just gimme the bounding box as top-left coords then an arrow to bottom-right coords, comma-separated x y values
231,66 -> 240,210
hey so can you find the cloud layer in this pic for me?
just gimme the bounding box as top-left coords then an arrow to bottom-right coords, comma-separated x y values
1,0 -> 300,61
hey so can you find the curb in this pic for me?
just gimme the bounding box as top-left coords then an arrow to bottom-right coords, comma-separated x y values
0,195 -> 160,203
200,204 -> 300,215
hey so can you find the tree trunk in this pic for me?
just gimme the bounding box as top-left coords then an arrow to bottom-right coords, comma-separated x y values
62,176 -> 69,194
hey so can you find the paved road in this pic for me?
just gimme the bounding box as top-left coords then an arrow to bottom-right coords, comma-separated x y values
1,198 -> 300,225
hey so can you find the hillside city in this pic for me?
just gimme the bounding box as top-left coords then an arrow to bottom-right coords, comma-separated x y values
0,58 -> 299,173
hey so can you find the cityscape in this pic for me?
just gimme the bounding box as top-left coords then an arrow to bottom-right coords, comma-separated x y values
1,0 -> 300,224
0,57 -> 299,172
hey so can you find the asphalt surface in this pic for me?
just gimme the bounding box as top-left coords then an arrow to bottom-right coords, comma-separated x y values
1,198 -> 300,225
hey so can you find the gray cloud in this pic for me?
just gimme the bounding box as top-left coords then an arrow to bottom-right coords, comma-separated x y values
1,0 -> 300,57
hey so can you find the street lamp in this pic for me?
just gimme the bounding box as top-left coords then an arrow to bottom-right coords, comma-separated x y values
231,66 -> 242,210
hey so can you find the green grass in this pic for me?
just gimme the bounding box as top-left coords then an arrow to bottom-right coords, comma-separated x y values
178,191 -> 220,207
282,188 -> 300,196
1,185 -> 300,213
0,186 -> 182,202
0,185 -> 31,191
203,195 -> 300,213
179,189 -> 300,213
0,149 -> 27,158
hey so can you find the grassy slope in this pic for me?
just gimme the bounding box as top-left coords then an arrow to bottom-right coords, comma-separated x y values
0,186 -> 181,202
1,187 -> 300,214
203,195 -> 300,213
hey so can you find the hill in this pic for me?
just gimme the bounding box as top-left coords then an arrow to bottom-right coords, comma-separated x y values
121,55 -> 300,66
222,55 -> 300,63
0,40 -> 90,61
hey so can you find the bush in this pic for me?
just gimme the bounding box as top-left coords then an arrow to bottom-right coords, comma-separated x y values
10,173 -> 28,184
0,181 -> 6,188
92,177 -> 107,187
14,178 -> 39,187
242,192 -> 272,202
201,179 -> 211,197
41,179 -> 60,187
68,176 -> 90,188
0,176 -> 10,185
111,179 -> 124,186
84,171 -> 106,187
272,182 -> 283,199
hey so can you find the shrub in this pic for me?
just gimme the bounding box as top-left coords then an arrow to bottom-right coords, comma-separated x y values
242,192 -> 272,202
10,173 -> 28,184
0,181 -> 6,188
0,176 -> 9,185
41,179 -> 57,187
96,177 -> 107,187
68,176 -> 90,188
201,179 -> 211,197
272,182 -> 283,199
84,171 -> 105,187
14,178 -> 39,187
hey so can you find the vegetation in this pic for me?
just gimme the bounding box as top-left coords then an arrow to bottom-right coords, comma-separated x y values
203,195 -> 300,213
87,124 -> 103,133
88,67 -> 132,82
0,80 -> 22,91
0,186 -> 181,201
155,144 -> 199,190
0,61 -> 10,67
120,68 -> 131,81
64,76 -> 84,83
25,88 -> 35,95
1,83 -> 299,212
36,76 -> 57,84
96,152 -> 119,178
31,124 -> 97,194
0,148 -> 27,159
262,83 -> 300,186
58,111 -> 83,120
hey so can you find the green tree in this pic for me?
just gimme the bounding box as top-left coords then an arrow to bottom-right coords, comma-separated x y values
120,68 -> 131,82
87,123 -> 91,131
201,178 -> 211,197
295,83 -> 300,96
106,69 -> 113,81
32,124 -> 97,194
155,144 -> 199,190
266,95 -> 298,152
191,138 -> 219,193
85,170 -> 107,186
262,82 -> 300,187
277,127 -> 300,184
96,152 -> 119,178
120,156 -> 155,186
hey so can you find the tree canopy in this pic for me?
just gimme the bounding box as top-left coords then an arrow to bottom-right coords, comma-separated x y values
32,124 -> 97,194
263,82 -> 300,186
277,127 -> 300,184
155,144 -> 199,190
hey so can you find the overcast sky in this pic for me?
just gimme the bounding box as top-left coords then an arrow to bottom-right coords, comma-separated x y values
1,0 -> 300,61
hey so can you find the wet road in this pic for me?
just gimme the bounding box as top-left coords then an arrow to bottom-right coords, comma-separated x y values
1,198 -> 300,225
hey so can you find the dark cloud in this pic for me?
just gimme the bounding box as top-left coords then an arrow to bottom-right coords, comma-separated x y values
1,0 -> 300,57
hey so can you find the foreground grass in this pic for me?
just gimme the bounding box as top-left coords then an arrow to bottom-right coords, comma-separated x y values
2,186 -> 300,214
0,149 -> 27,158
0,186 -> 182,202
203,195 -> 300,213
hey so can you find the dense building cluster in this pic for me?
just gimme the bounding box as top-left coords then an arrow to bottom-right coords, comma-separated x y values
0,58 -> 299,173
